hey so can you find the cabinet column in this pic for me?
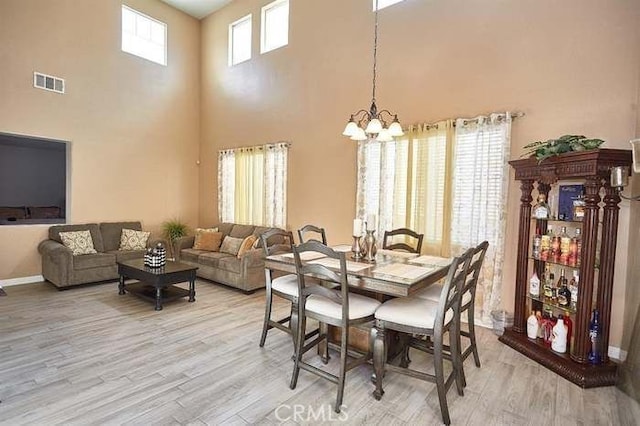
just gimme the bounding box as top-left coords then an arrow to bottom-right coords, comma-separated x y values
514,179 -> 534,333
597,183 -> 621,363
571,176 -> 602,364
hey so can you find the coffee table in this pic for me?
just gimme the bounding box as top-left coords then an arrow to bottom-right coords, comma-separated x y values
117,259 -> 198,311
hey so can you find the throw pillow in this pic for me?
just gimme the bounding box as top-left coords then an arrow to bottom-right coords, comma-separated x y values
220,236 -> 244,256
193,230 -> 223,251
119,229 -> 150,250
237,235 -> 258,258
59,230 -> 97,256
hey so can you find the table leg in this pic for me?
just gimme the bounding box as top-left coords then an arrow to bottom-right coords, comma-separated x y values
189,278 -> 196,302
155,287 -> 163,311
118,275 -> 125,295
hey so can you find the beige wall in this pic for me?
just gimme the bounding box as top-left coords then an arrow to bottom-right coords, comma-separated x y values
200,0 -> 640,349
0,0 -> 201,279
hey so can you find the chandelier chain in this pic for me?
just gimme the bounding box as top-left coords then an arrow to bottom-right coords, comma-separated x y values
372,0 -> 379,104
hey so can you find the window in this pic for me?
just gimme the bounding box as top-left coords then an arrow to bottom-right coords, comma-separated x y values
229,14 -> 252,66
121,5 -> 167,66
261,0 -> 289,54
373,0 -> 405,11
218,143 -> 289,227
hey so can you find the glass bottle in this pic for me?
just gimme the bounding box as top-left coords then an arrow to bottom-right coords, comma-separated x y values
569,270 -> 579,309
559,226 -> 571,264
533,194 -> 551,219
551,315 -> 568,353
557,269 -> 571,307
574,228 -> 582,266
588,310 -> 602,364
540,226 -> 552,261
544,270 -> 555,301
532,233 -> 541,258
529,271 -> 541,298
564,313 -> 573,352
573,191 -> 585,221
550,231 -> 561,262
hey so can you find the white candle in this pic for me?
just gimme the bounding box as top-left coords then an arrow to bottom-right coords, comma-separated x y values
366,214 -> 376,231
353,219 -> 362,237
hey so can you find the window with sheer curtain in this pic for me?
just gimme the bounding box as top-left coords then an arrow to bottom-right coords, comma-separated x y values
356,113 -> 512,324
218,143 -> 289,227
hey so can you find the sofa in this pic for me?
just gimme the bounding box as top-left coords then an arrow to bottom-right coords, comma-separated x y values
174,222 -> 283,293
38,221 -> 162,289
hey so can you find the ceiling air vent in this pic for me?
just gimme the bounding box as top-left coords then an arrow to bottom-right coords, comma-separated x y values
33,72 -> 65,94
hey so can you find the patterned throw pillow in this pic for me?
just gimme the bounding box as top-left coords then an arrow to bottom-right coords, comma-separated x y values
119,228 -> 150,250
59,230 -> 97,256
193,229 -> 223,251
237,235 -> 258,258
220,236 -> 244,256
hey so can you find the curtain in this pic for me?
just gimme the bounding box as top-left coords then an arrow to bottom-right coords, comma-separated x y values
218,143 -> 289,228
356,112 -> 512,326
450,113 -> 512,325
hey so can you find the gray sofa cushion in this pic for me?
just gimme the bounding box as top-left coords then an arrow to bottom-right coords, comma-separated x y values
218,256 -> 241,274
101,222 -> 142,252
229,224 -> 255,238
107,249 -> 145,263
181,248 -> 208,263
217,223 -> 234,237
49,224 -> 105,253
198,252 -> 233,268
74,253 -> 116,270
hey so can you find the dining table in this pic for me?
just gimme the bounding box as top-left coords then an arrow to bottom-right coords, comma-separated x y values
264,245 -> 454,356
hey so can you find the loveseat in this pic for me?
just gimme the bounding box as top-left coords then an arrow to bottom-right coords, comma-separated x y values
174,222 -> 283,293
38,221 -> 162,289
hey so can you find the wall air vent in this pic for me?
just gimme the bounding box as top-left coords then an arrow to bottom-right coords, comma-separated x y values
33,72 -> 65,94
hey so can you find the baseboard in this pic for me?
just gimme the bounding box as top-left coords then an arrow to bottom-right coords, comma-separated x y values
0,275 -> 44,287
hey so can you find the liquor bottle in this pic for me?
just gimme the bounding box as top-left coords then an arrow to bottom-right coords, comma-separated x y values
536,311 -> 544,338
563,313 -> 573,352
532,233 -> 541,258
588,309 -> 602,364
529,271 -> 541,298
543,270 -> 555,300
569,270 -> 579,309
559,226 -> 571,264
573,192 -> 585,221
542,312 -> 553,346
551,315 -> 568,353
574,228 -> 582,266
557,270 -> 571,308
533,194 -> 551,219
550,230 -> 561,262
540,226 -> 553,261
527,311 -> 539,339
568,232 -> 578,266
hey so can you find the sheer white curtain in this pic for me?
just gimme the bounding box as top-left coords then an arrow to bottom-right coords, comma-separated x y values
218,142 -> 289,227
356,139 -> 409,237
450,113 -> 512,324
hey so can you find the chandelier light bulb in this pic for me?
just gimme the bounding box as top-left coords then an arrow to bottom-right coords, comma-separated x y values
377,128 -> 393,142
365,118 -> 383,134
350,127 -> 368,141
343,120 -> 359,137
388,119 -> 404,137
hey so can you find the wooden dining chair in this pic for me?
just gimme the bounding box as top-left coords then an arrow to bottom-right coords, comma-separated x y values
414,241 -> 489,385
258,229 -> 298,347
290,241 -> 381,413
382,228 -> 424,253
297,224 -> 327,245
371,248 -> 473,425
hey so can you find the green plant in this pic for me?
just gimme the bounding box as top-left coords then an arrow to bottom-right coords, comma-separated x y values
522,135 -> 605,162
162,219 -> 189,243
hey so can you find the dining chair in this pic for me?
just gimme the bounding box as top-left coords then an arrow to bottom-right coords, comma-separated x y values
258,229 -> 298,347
371,248 -> 473,425
290,241 -> 381,413
382,228 -> 424,253
414,241 -> 489,385
297,224 -> 327,245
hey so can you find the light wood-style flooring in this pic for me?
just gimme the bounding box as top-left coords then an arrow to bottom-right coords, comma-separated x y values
1,280 -> 639,425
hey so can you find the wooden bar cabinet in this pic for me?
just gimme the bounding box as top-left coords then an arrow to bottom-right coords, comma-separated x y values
499,149 -> 632,387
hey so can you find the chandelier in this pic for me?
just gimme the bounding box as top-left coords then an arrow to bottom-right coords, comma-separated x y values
342,0 -> 403,142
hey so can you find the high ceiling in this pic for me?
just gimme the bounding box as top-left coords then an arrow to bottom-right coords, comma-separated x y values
160,0 -> 233,19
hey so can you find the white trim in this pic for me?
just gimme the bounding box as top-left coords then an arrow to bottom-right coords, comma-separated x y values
0,275 -> 44,287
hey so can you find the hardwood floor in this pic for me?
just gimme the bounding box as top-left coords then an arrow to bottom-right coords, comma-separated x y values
1,281 -> 639,425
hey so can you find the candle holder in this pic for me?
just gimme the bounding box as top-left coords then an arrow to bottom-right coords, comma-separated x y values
351,235 -> 364,259
363,230 -> 378,262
